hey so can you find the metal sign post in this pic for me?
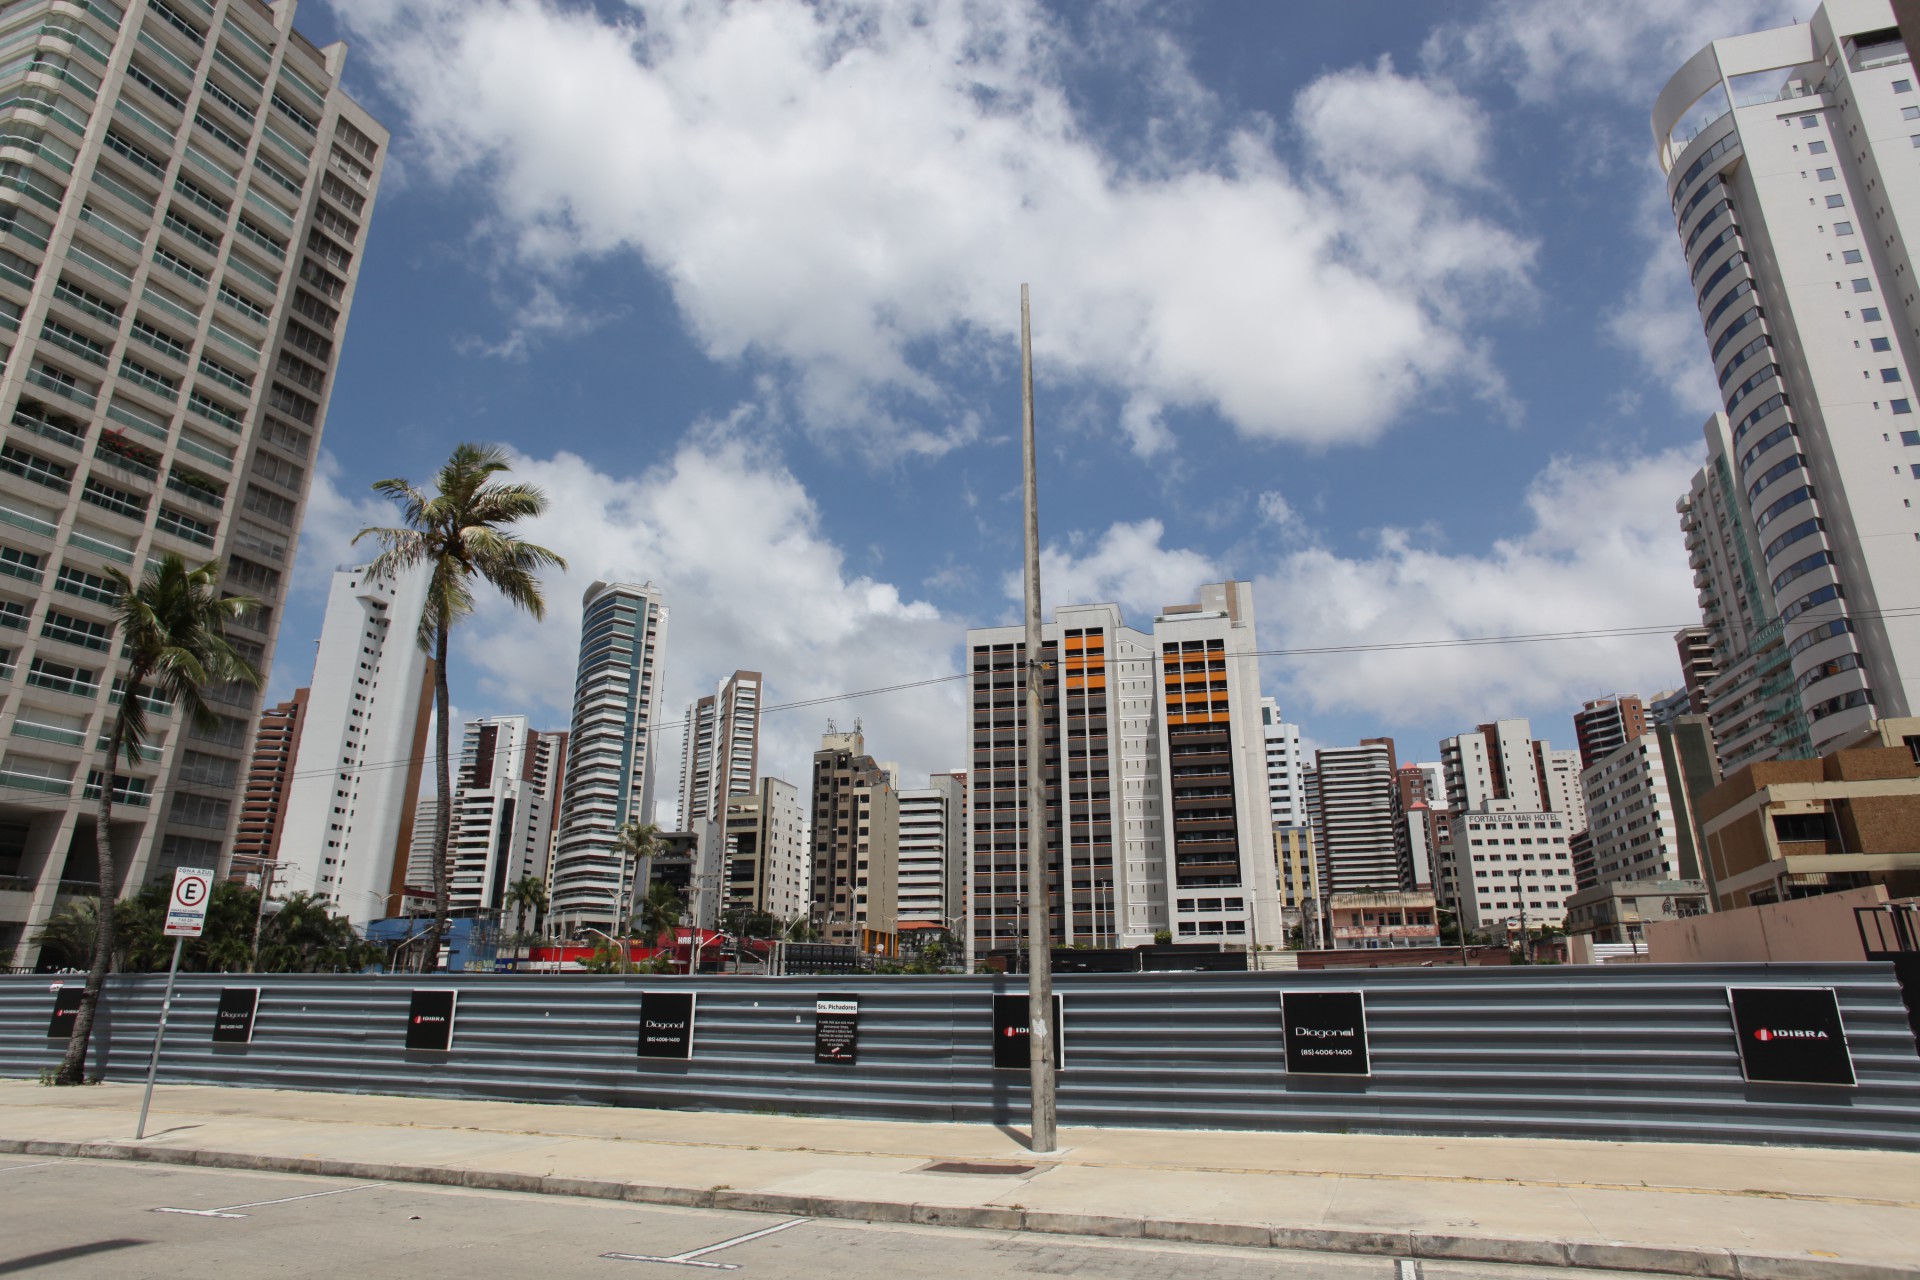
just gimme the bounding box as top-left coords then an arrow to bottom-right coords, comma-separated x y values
136,867 -> 212,1140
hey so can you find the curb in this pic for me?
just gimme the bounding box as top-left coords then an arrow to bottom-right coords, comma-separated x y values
4,1137 -> 1916,1280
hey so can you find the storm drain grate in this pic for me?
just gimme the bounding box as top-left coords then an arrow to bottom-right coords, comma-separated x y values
919,1161 -> 1037,1176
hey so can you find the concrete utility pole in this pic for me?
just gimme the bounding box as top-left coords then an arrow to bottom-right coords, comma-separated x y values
1020,284 -> 1058,1154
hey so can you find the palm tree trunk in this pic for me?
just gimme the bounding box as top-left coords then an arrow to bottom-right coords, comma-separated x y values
56,686 -> 136,1084
424,619 -> 452,971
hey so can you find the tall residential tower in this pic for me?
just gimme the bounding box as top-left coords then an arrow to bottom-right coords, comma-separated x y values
0,0 -> 385,964
548,580 -> 668,932
1658,1 -> 1920,769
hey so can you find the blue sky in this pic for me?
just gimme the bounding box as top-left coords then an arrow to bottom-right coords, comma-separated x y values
273,0 -> 1796,811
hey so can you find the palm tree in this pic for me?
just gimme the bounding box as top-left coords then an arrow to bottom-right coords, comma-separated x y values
504,874 -> 548,939
635,880 -> 684,952
356,444 -> 565,968
55,555 -> 261,1085
614,820 -> 662,929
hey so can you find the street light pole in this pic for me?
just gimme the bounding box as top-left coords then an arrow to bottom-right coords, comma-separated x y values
1020,283 -> 1057,1155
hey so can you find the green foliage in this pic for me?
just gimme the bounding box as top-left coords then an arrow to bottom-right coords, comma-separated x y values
503,875 -> 548,938
634,880 -> 684,947
36,883 -> 377,974
1152,928 -> 1173,945
721,907 -> 779,940
356,443 -> 565,968
580,941 -> 643,974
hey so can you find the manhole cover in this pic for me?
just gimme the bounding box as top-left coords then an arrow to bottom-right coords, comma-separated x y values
920,1161 -> 1036,1176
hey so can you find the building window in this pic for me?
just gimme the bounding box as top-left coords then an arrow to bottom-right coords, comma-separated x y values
1898,79 -> 1915,93
1810,139 -> 1829,153
1853,277 -> 1873,291
1817,167 -> 1836,180
1829,195 -> 1847,208
1837,220 -> 1854,234
1895,399 -> 1913,414
1905,106 -> 1920,119
1863,306 -> 1882,320
1874,336 -> 1893,351
1845,249 -> 1864,263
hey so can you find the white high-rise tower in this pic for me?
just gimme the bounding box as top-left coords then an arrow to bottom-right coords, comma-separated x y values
0,0 -> 386,965
1658,1 -> 1920,767
548,580 -> 667,932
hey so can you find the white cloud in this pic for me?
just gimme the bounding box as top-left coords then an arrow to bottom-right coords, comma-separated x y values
1255,449 -> 1702,725
1424,0 -> 1800,106
1605,185 -> 1719,411
309,416 -> 965,815
333,0 -> 1535,452
1013,450 -> 1701,728
1015,519 -> 1222,620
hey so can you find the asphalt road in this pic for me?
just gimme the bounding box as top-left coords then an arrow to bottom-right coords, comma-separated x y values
0,1155 -> 1670,1279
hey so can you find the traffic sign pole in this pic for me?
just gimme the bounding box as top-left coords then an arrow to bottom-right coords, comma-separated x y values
138,867 -> 213,1140
135,935 -> 183,1140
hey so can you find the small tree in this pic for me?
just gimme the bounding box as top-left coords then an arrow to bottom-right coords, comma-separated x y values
54,555 -> 260,1085
635,881 -> 684,952
504,875 -> 548,939
357,444 -> 565,967
614,820 -> 662,928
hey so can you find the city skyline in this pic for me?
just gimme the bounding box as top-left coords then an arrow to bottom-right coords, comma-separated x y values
245,0 -> 1821,801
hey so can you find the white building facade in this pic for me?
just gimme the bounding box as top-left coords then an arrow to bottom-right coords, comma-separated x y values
964,583 -> 1281,958
1657,0 -> 1920,765
0,0 -> 387,962
278,563 -> 431,925
1450,803 -> 1580,935
1260,698 -> 1311,828
678,668 -> 759,830
897,771 -> 963,930
549,580 -> 668,932
1311,740 -> 1403,895
446,716 -> 566,915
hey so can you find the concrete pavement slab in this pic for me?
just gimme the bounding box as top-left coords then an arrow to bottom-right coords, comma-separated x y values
4,1079 -> 1919,1278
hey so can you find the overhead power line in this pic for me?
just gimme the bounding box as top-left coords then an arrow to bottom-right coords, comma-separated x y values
217,601 -> 1920,790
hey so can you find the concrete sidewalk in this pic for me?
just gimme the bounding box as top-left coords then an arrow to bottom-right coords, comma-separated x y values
2,1081 -> 1916,1279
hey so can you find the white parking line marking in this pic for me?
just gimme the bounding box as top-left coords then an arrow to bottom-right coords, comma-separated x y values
0,1160 -> 64,1173
603,1216 -> 813,1269
153,1182 -> 385,1218
1396,1260 -> 1421,1280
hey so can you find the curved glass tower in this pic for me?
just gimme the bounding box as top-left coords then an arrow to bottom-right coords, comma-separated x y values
548,579 -> 667,932
1656,3 -> 1920,766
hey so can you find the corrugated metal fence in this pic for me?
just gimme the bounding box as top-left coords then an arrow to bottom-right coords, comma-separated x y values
5,964 -> 1919,1150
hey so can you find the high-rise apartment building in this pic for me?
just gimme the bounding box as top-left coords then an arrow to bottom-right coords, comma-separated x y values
549,580 -> 668,932
677,668 -> 759,830
1675,626 -> 1721,715
963,583 -> 1280,958
1574,695 -> 1648,770
1439,718 -> 1587,828
808,727 -> 898,952
1260,697 -> 1310,828
230,686 -> 302,878
1311,739 -> 1404,894
712,776 -> 808,923
0,0 -> 385,963
276,562 -> 433,925
445,716 -> 566,915
1658,2 -> 1920,770
1273,824 -> 1320,947
1395,763 -> 1440,890
1450,804 -> 1581,936
897,771 -> 963,931
1578,718 -> 1720,886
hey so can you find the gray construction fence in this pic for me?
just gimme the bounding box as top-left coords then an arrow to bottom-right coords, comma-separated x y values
4,963 -> 1919,1151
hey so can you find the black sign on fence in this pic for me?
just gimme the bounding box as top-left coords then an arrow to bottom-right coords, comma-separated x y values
815,995 -> 860,1064
212,988 -> 260,1044
405,990 -> 458,1052
1283,990 -> 1370,1076
1728,986 -> 1856,1087
45,985 -> 83,1039
992,993 -> 1064,1070
638,991 -> 697,1059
